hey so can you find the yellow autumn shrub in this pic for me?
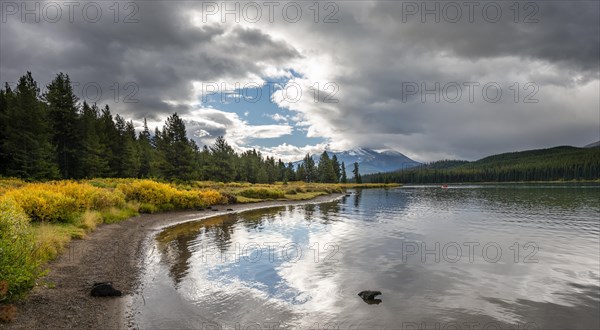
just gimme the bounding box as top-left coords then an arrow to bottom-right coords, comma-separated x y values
199,189 -> 228,205
171,191 -> 205,209
3,185 -> 78,223
117,180 -> 225,210
0,178 -> 27,196
116,180 -> 178,206
45,181 -> 125,210
238,188 -> 285,199
172,190 -> 226,209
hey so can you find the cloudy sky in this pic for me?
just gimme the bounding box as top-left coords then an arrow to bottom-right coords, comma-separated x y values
1,0 -> 598,162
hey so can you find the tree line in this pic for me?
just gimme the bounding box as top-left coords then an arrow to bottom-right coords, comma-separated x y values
363,147 -> 600,183
0,72 -> 361,183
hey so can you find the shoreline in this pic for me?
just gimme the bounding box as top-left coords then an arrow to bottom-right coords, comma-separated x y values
5,193 -> 345,329
399,180 -> 600,185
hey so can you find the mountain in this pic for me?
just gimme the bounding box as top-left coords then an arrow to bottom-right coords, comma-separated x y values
297,147 -> 421,175
363,145 -> 600,183
334,148 -> 421,175
584,141 -> 600,148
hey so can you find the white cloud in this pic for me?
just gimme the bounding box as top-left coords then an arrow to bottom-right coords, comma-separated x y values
253,143 -> 330,163
2,1 -> 598,161
183,108 -> 293,150
268,113 -> 289,122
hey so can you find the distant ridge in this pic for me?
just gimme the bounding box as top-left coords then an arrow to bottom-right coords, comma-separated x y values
584,141 -> 600,148
363,145 -> 600,183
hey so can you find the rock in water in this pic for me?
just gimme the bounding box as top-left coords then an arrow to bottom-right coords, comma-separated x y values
91,282 -> 122,297
358,290 -> 382,300
363,298 -> 382,305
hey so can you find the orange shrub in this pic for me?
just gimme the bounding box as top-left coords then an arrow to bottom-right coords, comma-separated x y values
116,180 -> 178,205
172,190 -> 227,209
117,180 -> 226,210
44,181 -> 125,210
3,186 -> 78,223
198,189 -> 227,205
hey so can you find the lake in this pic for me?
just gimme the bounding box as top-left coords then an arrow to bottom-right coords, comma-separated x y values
131,184 -> 600,329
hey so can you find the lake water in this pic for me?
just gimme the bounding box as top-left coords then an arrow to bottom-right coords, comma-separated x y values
131,185 -> 600,329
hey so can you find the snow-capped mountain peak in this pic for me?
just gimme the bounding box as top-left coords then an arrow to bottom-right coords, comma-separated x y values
297,147 -> 421,175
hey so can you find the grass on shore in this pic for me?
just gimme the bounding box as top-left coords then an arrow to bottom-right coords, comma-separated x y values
0,178 -> 398,304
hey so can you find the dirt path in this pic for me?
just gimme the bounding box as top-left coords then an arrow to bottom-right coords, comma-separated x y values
4,194 -> 343,330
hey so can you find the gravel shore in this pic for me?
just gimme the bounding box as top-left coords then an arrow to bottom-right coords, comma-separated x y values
4,194 -> 343,329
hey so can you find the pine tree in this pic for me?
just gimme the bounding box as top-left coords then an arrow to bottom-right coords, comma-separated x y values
207,136 -> 236,182
341,162 -> 347,183
97,105 -> 119,177
317,151 -> 336,183
296,163 -> 306,182
157,113 -> 197,180
196,145 -> 210,180
137,118 -> 154,177
332,154 -> 341,182
277,159 -> 286,182
111,114 -> 139,177
123,119 -> 141,177
0,84 -> 11,174
79,102 -> 109,178
2,72 -> 59,179
44,72 -> 82,178
301,154 -> 316,182
286,162 -> 296,182
353,162 -> 362,183
239,149 -> 261,183
265,156 -> 277,183
256,165 -> 268,183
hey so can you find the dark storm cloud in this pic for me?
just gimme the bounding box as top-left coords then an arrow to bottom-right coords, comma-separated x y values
1,0 -> 598,161
269,1 -> 599,159
365,1 -> 600,74
0,1 -> 300,118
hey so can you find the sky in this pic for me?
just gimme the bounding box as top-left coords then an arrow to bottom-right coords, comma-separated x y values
1,0 -> 599,162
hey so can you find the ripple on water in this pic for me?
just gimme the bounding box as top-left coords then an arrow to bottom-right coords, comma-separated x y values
132,185 -> 600,329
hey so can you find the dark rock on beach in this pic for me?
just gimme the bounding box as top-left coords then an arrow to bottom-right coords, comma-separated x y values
91,282 -> 122,297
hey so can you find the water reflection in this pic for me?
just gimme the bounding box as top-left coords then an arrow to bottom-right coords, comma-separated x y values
135,185 -> 600,329
303,203 -> 315,223
354,189 -> 361,208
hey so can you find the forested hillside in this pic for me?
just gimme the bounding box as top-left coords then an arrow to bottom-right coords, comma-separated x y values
363,146 -> 600,183
0,72 -> 349,183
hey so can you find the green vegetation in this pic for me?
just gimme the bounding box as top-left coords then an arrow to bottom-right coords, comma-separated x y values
0,198 -> 40,301
0,179 -> 225,302
0,178 -> 398,302
238,188 -> 286,200
1,72 -> 354,185
0,71 -> 399,303
364,146 -> 600,183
